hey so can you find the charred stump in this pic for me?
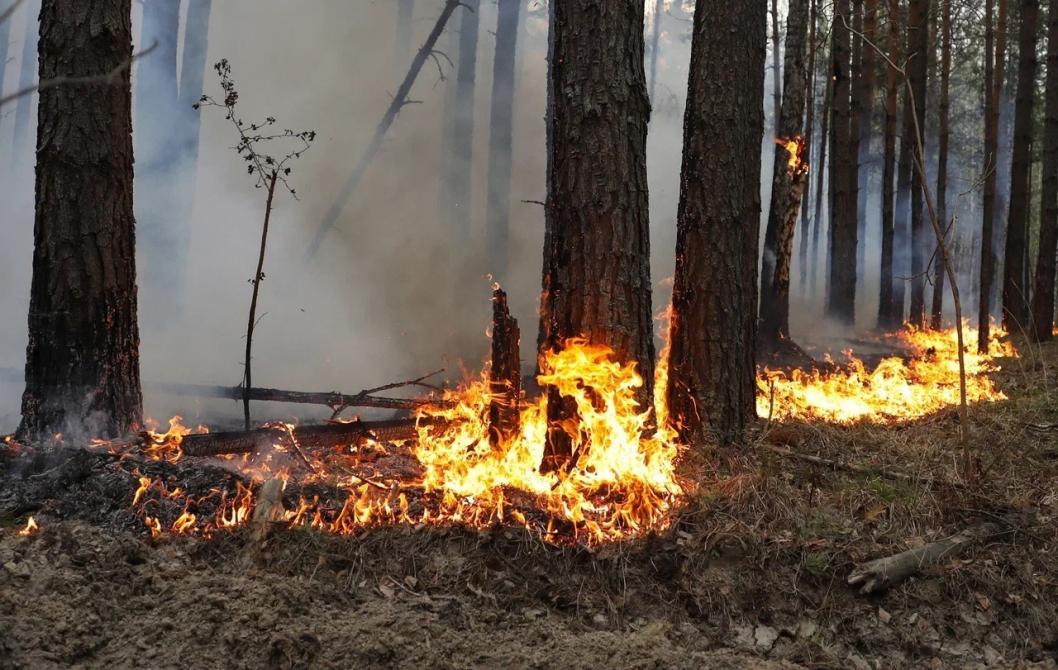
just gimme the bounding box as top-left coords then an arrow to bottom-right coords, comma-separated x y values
488,289 -> 521,449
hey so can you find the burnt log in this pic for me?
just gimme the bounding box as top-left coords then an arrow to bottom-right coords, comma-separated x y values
177,418 -> 432,458
152,382 -> 432,412
488,288 -> 521,448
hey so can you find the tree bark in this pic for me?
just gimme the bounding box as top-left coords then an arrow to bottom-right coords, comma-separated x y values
905,0 -> 929,328
771,0 -> 782,129
759,0 -> 810,347
979,0 -> 1008,352
485,0 -> 522,280
797,0 -> 819,295
1031,0 -> 1058,341
930,0 -> 952,330
11,0 -> 39,169
1002,0 -> 1040,332
878,0 -> 903,329
448,0 -> 481,248
853,0 -> 879,296
488,288 -> 521,449
667,0 -> 766,447
17,0 -> 142,441
810,54 -> 832,296
540,0 -> 655,467
826,0 -> 856,325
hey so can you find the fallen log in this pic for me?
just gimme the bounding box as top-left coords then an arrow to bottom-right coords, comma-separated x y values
153,382 -> 432,412
847,521 -> 1005,594
177,418 -> 432,458
488,288 -> 521,449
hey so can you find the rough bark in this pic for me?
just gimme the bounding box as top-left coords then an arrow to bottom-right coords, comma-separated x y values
488,288 -> 521,449
979,0 -> 1008,352
760,0 -> 810,347
853,0 -> 879,292
771,0 -> 782,129
930,0 -> 952,329
810,56 -> 832,296
1002,0 -> 1040,332
667,0 -> 766,447
540,0 -> 655,468
448,0 -> 480,247
878,0 -> 903,329
798,0 -> 819,294
905,0 -> 929,328
17,0 -> 142,441
826,0 -> 856,324
11,0 -> 39,168
1031,0 -> 1058,341
485,0 -> 522,279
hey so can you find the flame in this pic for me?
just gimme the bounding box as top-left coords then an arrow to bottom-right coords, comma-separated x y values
775,135 -> 809,175
757,324 -> 1015,423
18,517 -> 38,537
140,416 -> 208,463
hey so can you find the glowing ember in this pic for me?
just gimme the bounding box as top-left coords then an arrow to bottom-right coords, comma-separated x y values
18,517 -> 38,537
757,324 -> 1015,423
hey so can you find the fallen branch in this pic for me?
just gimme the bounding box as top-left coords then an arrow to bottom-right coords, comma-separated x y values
152,382 -> 438,412
847,521 -> 1004,594
760,443 -> 965,490
177,417 -> 434,458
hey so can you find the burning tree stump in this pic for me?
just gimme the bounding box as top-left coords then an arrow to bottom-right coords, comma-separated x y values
488,289 -> 521,449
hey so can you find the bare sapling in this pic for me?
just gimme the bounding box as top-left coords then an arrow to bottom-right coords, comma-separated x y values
196,60 -> 316,430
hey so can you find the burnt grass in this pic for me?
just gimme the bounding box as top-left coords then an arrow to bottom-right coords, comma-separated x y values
1,341 -> 1057,669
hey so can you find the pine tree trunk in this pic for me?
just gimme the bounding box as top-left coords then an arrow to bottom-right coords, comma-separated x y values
798,0 -> 819,295
448,0 -> 480,248
1002,0 -> 1040,332
17,0 -> 142,441
540,0 -> 655,467
878,0 -> 903,329
826,0 -> 856,325
667,0 -> 766,447
485,0 -> 522,280
980,0 -> 1008,352
892,0 -> 916,328
906,0 -> 929,328
1030,0 -> 1058,341
810,57 -> 832,297
649,0 -> 664,103
930,0 -> 952,329
11,0 -> 40,169
771,0 -> 782,129
854,0 -> 879,296
760,0 -> 810,348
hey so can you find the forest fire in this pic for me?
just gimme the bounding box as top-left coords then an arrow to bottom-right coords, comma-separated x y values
757,325 -> 1016,423
775,135 -> 809,175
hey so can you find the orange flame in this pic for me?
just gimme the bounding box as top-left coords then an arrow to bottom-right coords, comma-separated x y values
775,135 -> 809,175
18,517 -> 38,537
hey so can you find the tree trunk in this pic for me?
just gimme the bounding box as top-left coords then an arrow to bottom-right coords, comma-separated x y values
17,0 -> 142,441
488,288 -> 521,448
648,0 -> 664,104
667,0 -> 766,447
980,0 -> 1008,352
1002,0 -> 1040,332
810,54 -> 832,297
540,0 -> 655,468
1030,0 -> 1058,341
485,0 -> 522,280
826,0 -> 856,325
905,0 -> 929,328
771,0 -> 782,129
854,0 -> 879,297
878,0 -> 903,329
11,0 -> 40,170
759,0 -> 810,348
798,0 -> 819,295
892,0 -> 916,328
448,0 -> 480,248
930,0 -> 952,329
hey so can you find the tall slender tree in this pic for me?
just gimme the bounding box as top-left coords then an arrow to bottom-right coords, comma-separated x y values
771,0 -> 782,128
1002,0 -> 1040,331
1031,0 -> 1058,341
11,0 -> 39,170
648,0 -> 664,103
798,0 -> 819,294
930,0 -> 953,329
905,0 -> 929,328
760,0 -> 810,350
667,0 -> 766,446
853,0 -> 879,291
826,0 -> 856,324
979,0 -> 1008,352
485,0 -> 522,279
447,0 -> 481,248
540,0 -> 655,467
810,49 -> 833,296
18,0 -> 142,441
878,0 -> 904,329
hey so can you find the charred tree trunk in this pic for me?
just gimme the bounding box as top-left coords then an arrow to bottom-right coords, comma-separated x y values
980,0 -> 1008,352
649,0 -> 664,104
905,0 -> 929,328
1031,0 -> 1058,341
17,0 -> 142,441
485,0 -> 522,280
930,0 -> 952,329
798,0 -> 819,295
760,0 -> 810,349
488,288 -> 521,448
771,0 -> 782,129
810,54 -> 832,296
826,0 -> 856,325
540,0 -> 655,468
448,0 -> 480,248
853,0 -> 879,294
11,0 -> 39,170
878,0 -> 903,329
667,0 -> 766,447
1002,0 -> 1039,332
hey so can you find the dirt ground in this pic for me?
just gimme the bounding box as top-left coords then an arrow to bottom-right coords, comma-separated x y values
1,337 -> 1057,669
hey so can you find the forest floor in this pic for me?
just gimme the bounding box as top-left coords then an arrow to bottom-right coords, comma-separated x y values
0,339 -> 1057,669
